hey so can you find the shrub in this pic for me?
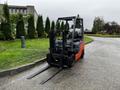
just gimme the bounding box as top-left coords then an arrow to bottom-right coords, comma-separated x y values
0,31 -> 5,40
1,21 -> 14,40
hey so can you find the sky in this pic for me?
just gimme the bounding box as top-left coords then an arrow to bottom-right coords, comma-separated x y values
0,0 -> 120,29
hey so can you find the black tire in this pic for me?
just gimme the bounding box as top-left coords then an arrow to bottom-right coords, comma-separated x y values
47,54 -> 60,67
47,54 -> 53,66
67,54 -> 75,68
81,50 -> 84,59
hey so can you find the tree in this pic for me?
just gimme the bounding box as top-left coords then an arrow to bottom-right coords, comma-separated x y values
1,22 -> 13,40
56,20 -> 60,30
0,23 -> 1,32
36,15 -> 44,37
65,21 -> 69,31
0,22 -> 5,40
45,17 -> 50,35
3,4 -> 10,22
103,22 -> 120,34
28,15 -> 37,38
111,21 -> 119,34
10,14 -> 19,35
16,14 -> 26,38
10,14 -> 19,24
51,21 -> 55,30
92,17 -> 104,33
104,23 -> 110,34
60,21 -> 65,31
1,4 -> 14,40
56,20 -> 60,36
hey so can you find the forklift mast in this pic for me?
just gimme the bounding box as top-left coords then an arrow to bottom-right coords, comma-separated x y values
57,15 -> 84,52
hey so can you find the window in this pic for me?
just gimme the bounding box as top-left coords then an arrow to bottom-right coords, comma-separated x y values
17,9 -> 19,13
24,10 -> 27,14
11,9 -> 13,13
15,9 -> 17,13
13,9 -> 15,13
9,9 -> 11,14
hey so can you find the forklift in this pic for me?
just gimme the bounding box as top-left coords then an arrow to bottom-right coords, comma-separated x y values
47,15 -> 85,68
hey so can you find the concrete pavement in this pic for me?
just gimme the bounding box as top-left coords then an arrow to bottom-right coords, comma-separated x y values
0,37 -> 120,90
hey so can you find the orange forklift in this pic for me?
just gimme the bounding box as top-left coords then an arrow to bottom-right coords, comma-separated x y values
47,15 -> 85,68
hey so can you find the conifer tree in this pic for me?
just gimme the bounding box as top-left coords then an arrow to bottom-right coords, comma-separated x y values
45,17 -> 50,35
36,15 -> 44,37
28,15 -> 37,38
16,14 -> 26,38
51,21 -> 55,30
2,4 -> 13,40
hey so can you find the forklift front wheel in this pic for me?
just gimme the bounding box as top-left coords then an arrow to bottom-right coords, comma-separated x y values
68,54 -> 75,68
47,54 -> 53,66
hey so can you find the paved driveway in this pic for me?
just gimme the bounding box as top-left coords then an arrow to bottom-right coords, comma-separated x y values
0,37 -> 120,90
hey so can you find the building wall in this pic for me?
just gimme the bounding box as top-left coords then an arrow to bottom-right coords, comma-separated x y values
9,7 -> 27,15
0,4 -> 38,26
26,6 -> 38,27
26,6 -> 34,15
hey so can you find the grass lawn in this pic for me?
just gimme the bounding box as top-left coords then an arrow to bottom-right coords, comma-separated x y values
86,34 -> 120,38
84,36 -> 93,44
0,36 -> 93,71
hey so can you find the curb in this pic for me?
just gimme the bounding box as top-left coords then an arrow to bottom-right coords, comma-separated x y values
86,35 -> 120,38
0,58 -> 46,78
